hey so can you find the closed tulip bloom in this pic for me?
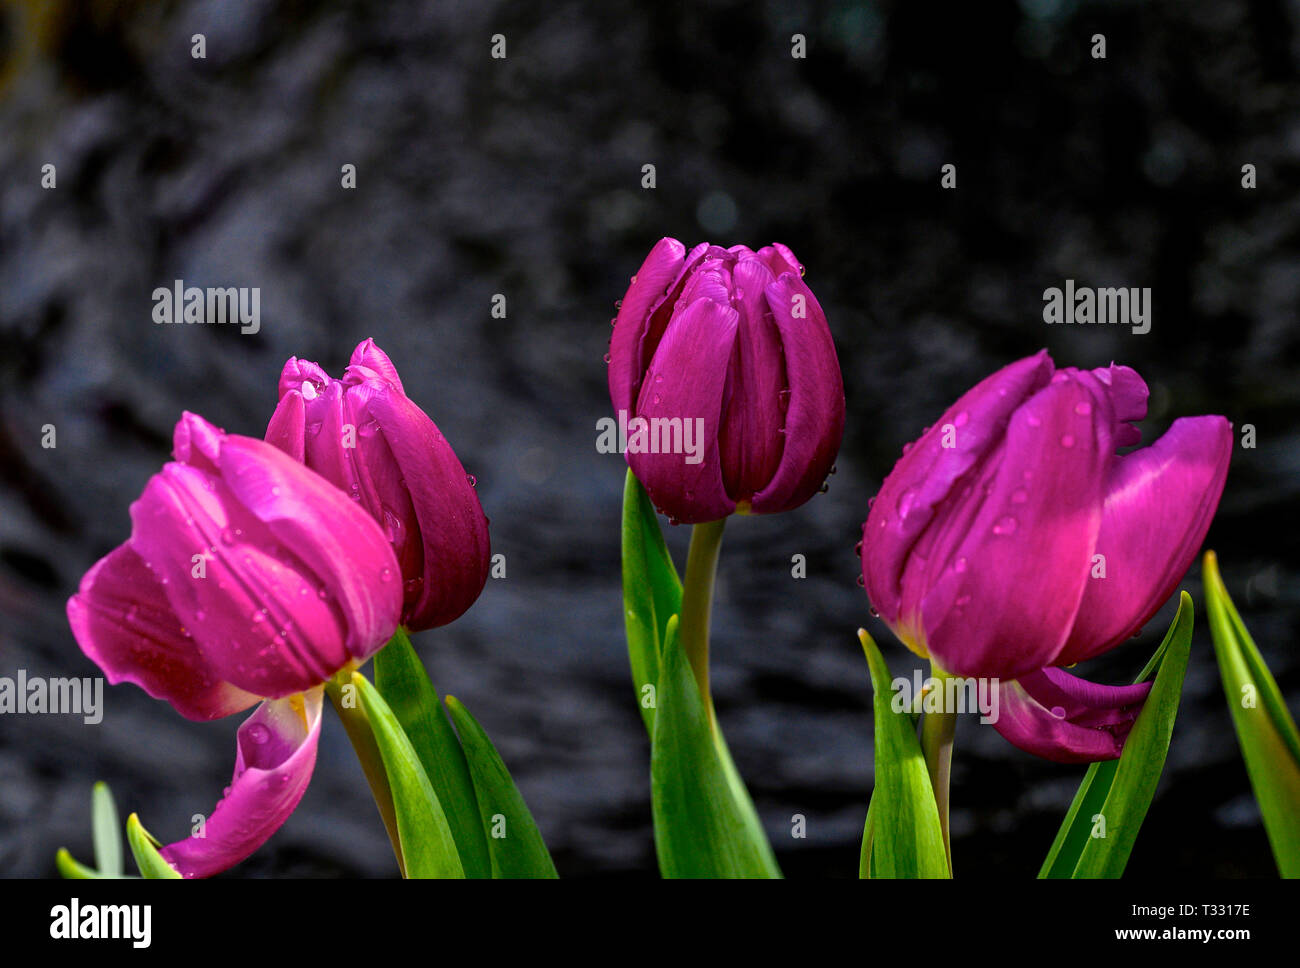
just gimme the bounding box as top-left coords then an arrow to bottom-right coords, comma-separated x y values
860,351 -> 1232,761
266,339 -> 490,632
607,238 -> 845,524
67,412 -> 403,875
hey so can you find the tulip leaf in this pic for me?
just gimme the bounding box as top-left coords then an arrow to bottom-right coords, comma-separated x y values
354,673 -> 464,878
444,696 -> 559,878
622,469 -> 683,735
92,781 -> 124,877
374,631 -> 491,879
650,615 -> 781,878
858,629 -> 950,879
56,848 -> 108,879
1203,552 -> 1300,877
1040,591 -> 1194,879
125,814 -> 182,879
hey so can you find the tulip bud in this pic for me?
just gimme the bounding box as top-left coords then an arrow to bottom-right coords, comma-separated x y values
266,339 -> 490,631
859,352 -> 1232,760
607,238 -> 845,524
67,412 -> 403,718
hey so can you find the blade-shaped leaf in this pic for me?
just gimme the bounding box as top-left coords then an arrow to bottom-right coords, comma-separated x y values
858,629 -> 949,878
650,615 -> 781,878
374,631 -> 491,879
1066,591 -> 1194,878
126,814 -> 182,879
1038,602 -> 1183,879
1203,552 -> 1300,877
622,468 -> 682,735
354,673 -> 464,878
92,781 -> 123,876
444,696 -> 558,878
56,848 -> 108,879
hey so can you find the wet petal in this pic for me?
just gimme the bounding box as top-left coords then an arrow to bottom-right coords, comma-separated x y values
992,667 -> 1151,763
750,272 -> 845,514
66,544 -> 259,721
629,297 -> 739,523
916,377 -> 1112,679
862,351 -> 1054,632
607,237 -> 688,416
160,689 -> 323,878
1057,415 -> 1233,665
346,337 -> 405,393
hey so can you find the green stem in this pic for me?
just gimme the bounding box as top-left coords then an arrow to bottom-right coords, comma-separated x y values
326,666 -> 406,877
678,517 -> 727,726
920,661 -> 957,875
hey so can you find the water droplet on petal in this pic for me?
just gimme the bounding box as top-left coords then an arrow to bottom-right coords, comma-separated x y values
898,487 -> 919,520
992,516 -> 1018,535
953,411 -> 969,428
954,557 -> 968,573
1011,488 -> 1029,504
1049,706 -> 1067,720
380,567 -> 393,582
1060,434 -> 1075,448
465,474 -> 477,487
247,724 -> 270,744
1074,401 -> 1092,416
1027,414 -> 1042,428
603,353 -> 612,364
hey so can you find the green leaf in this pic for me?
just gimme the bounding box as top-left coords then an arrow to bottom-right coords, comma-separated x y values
354,673 -> 464,878
1038,609 -> 1180,879
125,814 -> 182,879
444,696 -> 559,878
1204,552 -> 1300,877
650,616 -> 781,878
1045,591 -> 1194,878
92,781 -> 124,876
858,629 -> 949,878
56,848 -> 107,879
622,468 -> 683,735
373,631 -> 491,879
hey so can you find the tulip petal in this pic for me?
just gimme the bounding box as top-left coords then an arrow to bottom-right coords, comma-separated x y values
916,376 -> 1112,678
718,257 -> 787,502
347,337 -> 405,393
992,667 -> 1151,763
160,689 -> 323,878
264,390 -> 307,463
66,544 -> 259,721
862,351 -> 1053,632
1056,415 -> 1233,665
750,272 -> 845,514
629,298 -> 739,523
365,385 -> 491,629
608,237 -> 688,416
1091,363 -> 1148,448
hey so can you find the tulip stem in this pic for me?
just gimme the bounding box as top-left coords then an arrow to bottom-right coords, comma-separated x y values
679,517 -> 727,726
326,668 -> 406,877
920,662 -> 957,875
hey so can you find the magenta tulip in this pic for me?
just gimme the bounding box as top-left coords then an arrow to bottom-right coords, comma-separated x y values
266,339 -> 490,631
67,412 -> 403,876
860,351 -> 1232,762
607,238 -> 845,524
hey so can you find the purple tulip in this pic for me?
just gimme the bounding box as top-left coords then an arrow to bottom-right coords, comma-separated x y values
860,351 -> 1232,762
607,238 -> 845,524
67,412 -> 403,876
266,339 -> 490,631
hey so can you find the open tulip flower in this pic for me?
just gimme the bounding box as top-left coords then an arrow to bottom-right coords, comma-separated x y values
266,338 -> 490,631
607,237 -> 845,524
67,412 -> 403,877
860,350 -> 1232,762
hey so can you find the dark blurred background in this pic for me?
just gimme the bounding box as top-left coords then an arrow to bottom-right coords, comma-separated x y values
0,0 -> 1296,878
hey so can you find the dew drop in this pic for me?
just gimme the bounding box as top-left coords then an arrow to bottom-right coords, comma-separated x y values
992,516 -> 1018,536
1049,706 -> 1067,720
953,411 -> 969,428
603,352 -> 612,364
897,487 -> 919,520
955,595 -> 971,607
247,724 -> 270,745
954,557 -> 968,574
380,567 -> 393,582
465,474 -> 477,487
1027,414 -> 1042,428
1074,401 -> 1092,416
1059,434 -> 1075,448
652,393 -> 661,405
868,605 -> 879,616
1010,488 -> 1029,504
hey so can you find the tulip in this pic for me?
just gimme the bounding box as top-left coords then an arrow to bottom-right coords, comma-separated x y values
67,412 -> 403,876
860,350 -> 1232,762
266,339 -> 490,631
607,238 -> 845,524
